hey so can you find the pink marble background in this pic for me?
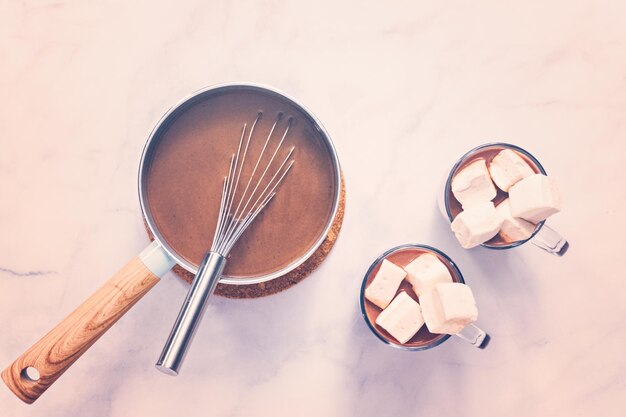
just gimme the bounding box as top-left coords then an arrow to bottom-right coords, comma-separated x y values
1,1 -> 625,416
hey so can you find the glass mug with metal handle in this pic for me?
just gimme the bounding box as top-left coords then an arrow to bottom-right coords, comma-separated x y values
437,142 -> 568,256
360,244 -> 490,351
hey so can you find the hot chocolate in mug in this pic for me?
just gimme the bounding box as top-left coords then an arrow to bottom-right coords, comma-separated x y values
438,142 -> 568,256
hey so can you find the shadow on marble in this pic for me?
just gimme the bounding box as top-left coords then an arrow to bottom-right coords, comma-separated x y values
166,281 -> 320,383
344,300 -> 467,417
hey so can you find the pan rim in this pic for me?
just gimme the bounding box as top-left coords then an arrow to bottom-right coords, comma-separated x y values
137,82 -> 342,285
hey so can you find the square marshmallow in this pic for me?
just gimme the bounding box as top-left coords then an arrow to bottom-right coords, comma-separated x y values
496,198 -> 536,242
451,159 -> 497,207
375,291 -> 425,344
420,283 -> 478,334
488,149 -> 535,192
509,174 -> 561,223
365,259 -> 407,309
405,253 -> 453,297
450,202 -> 504,249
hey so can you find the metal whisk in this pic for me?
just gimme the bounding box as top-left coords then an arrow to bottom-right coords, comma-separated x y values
156,112 -> 295,375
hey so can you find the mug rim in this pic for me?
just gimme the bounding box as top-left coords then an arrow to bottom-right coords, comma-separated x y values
359,243 -> 466,351
443,142 -> 547,250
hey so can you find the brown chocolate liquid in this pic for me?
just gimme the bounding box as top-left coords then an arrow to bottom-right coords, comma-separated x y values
363,247 -> 462,347
145,89 -> 337,278
446,145 -> 542,246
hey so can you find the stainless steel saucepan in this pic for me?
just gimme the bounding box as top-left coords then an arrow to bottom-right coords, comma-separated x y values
2,82 -> 341,404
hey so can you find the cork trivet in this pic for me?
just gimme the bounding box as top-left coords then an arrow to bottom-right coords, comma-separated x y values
146,175 -> 345,299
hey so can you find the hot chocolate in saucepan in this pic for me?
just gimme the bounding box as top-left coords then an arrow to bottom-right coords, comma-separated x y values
145,89 -> 338,278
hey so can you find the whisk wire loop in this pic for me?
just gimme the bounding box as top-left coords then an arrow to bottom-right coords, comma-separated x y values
212,113 -> 295,256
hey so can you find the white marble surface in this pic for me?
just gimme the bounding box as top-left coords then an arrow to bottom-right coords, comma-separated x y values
1,1 -> 625,415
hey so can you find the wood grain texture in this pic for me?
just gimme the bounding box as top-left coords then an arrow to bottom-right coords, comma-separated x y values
1,256 -> 160,404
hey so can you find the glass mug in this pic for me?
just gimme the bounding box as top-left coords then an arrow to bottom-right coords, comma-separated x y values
359,244 -> 489,351
437,142 -> 569,256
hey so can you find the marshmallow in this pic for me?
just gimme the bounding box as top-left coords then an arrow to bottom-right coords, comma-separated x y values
496,198 -> 536,242
450,202 -> 504,249
365,259 -> 407,309
375,291 -> 425,344
488,149 -> 535,192
420,283 -> 478,334
451,159 -> 497,207
404,253 -> 453,297
509,174 -> 561,223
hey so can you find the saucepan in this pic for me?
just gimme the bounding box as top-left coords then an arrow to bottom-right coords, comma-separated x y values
2,82 -> 342,404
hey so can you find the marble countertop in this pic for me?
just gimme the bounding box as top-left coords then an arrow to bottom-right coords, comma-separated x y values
1,1 -> 625,416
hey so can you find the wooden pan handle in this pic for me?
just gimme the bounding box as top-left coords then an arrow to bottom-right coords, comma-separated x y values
1,256 -> 160,404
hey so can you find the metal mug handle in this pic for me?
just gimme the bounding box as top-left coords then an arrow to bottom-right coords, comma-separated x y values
156,251 -> 226,376
531,223 -> 569,256
454,323 -> 490,349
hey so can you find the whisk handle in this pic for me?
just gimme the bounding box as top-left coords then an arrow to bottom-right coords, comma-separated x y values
155,251 -> 226,376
